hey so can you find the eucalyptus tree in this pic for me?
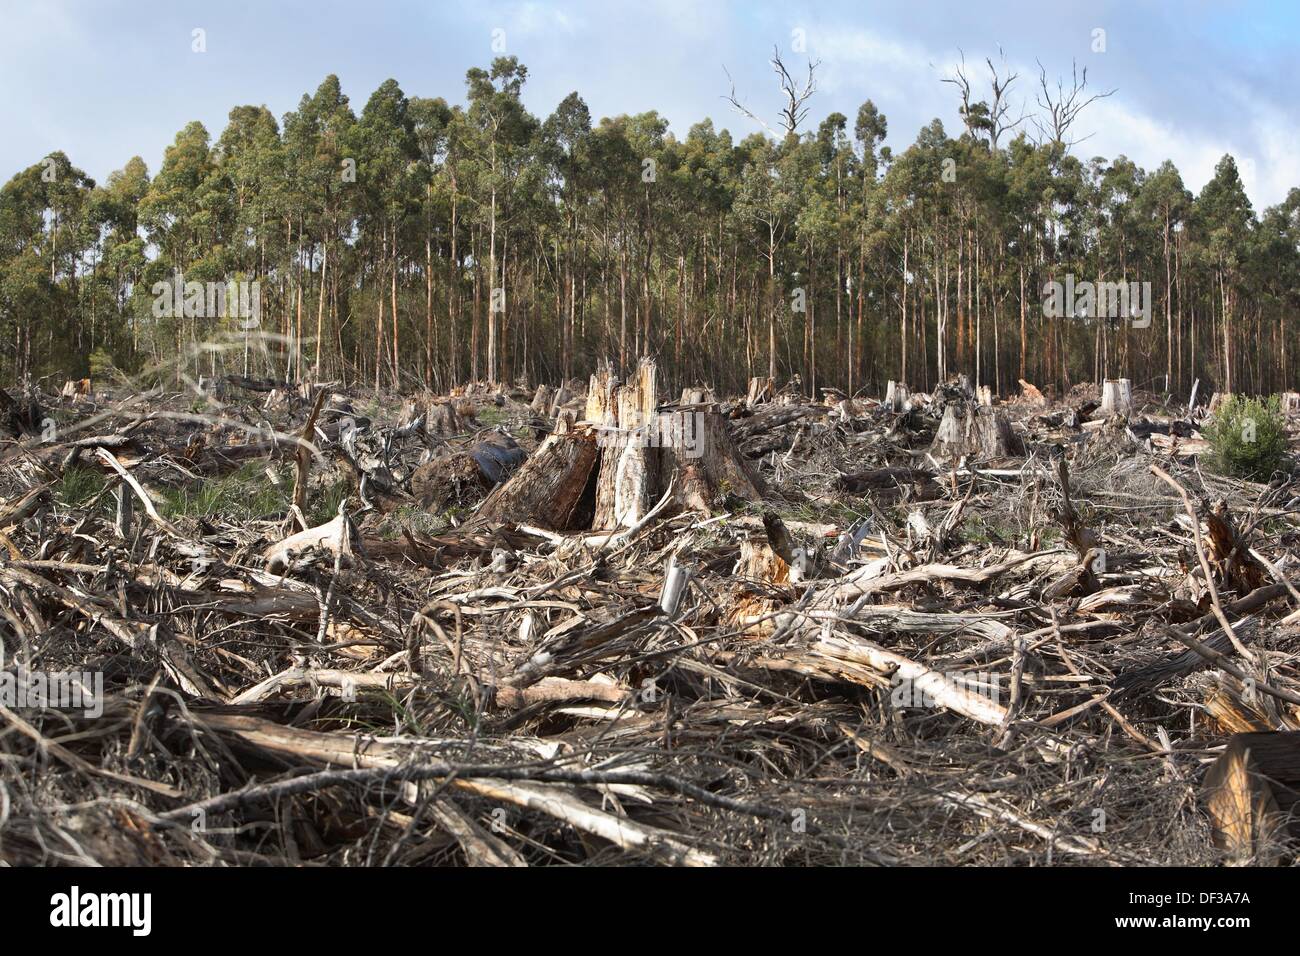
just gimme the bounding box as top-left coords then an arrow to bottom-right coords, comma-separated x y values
1196,155 -> 1254,393
465,57 -> 537,384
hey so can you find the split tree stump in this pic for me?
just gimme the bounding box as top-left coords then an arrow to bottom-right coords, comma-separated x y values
473,418 -> 601,530
473,358 -> 763,531
884,380 -> 910,412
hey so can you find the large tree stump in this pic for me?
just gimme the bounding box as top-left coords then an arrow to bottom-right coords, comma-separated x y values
931,403 -> 1020,459
884,380 -> 911,412
593,358 -> 658,530
475,358 -> 763,532
661,407 -> 765,513
1099,378 -> 1132,419
746,376 -> 773,408
1203,732 -> 1300,864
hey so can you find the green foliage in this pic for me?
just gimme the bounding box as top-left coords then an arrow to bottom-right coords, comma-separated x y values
2,61 -> 1299,396
58,466 -> 108,508
306,475 -> 351,526
158,462 -> 287,520
1203,395 -> 1290,479
89,347 -> 117,380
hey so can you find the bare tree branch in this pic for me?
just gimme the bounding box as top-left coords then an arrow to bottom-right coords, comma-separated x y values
1032,58 -> 1117,149
722,46 -> 820,139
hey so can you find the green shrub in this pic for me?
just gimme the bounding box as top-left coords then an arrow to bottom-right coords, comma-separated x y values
1203,394 -> 1290,479
88,347 -> 117,380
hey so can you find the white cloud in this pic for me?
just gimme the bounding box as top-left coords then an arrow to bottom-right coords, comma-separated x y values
807,21 -> 1294,208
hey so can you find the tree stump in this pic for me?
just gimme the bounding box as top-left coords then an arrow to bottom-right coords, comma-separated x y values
1203,732 -> 1300,864
884,380 -> 911,412
746,376 -> 773,408
1099,378 -> 1132,419
473,358 -> 763,531
411,432 -> 526,510
1018,378 -> 1046,406
593,358 -> 657,530
931,403 -> 1020,459
530,384 -> 554,415
472,424 -> 600,530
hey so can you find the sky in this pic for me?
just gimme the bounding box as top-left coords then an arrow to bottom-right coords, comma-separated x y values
2,0 -> 1298,209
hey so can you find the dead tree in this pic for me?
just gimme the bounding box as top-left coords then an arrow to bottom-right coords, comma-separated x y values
942,48 -> 1026,149
1033,58 -> 1116,149
724,46 -> 820,138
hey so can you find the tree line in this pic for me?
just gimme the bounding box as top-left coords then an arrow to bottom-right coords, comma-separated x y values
2,54 -> 1297,399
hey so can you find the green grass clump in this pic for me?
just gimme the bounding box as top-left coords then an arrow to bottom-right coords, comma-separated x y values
58,466 -> 109,508
306,476 -> 351,526
158,462 -> 288,521
1203,395 -> 1290,480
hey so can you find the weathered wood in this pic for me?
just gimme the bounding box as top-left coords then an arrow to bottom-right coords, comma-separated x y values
410,432 -> 526,510
1203,732 -> 1300,864
745,376 -> 773,407
884,380 -> 911,412
473,425 -> 600,530
1099,378 -> 1133,419
264,505 -> 354,574
661,408 -> 765,514
593,357 -> 658,531
530,384 -> 554,414
1018,378 -> 1046,405
931,403 -> 1019,458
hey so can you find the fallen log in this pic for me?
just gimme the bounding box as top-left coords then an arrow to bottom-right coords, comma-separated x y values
472,422 -> 600,530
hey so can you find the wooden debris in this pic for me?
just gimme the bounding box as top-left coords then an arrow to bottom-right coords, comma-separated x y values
1203,732 -> 1300,864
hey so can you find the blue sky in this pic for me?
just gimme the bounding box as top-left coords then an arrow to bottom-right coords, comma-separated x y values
2,0 -> 1297,208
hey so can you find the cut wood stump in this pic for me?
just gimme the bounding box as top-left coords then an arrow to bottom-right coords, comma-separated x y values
679,385 -> 715,405
1203,732 -> 1300,864
931,403 -> 1020,459
746,376 -> 773,408
410,432 -> 526,510
530,384 -> 554,415
472,424 -> 600,531
1099,378 -> 1133,419
473,357 -> 764,532
884,380 -> 911,412
1018,378 -> 1046,406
